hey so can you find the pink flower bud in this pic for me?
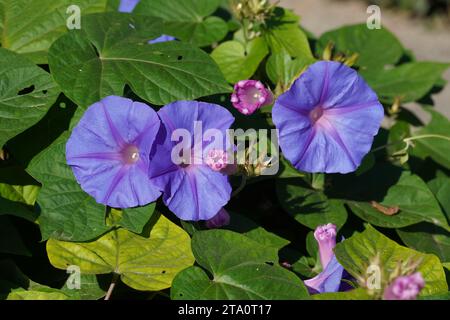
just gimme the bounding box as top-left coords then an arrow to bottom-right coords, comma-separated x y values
231,80 -> 273,115
314,223 -> 337,269
383,272 -> 425,300
205,208 -> 230,229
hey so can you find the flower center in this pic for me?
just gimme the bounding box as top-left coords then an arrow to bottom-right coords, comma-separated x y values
309,106 -> 324,123
244,87 -> 265,105
205,149 -> 228,171
122,145 -> 140,164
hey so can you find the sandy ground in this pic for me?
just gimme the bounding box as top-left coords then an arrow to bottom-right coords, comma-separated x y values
280,0 -> 450,120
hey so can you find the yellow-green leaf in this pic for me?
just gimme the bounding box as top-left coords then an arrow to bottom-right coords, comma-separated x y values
47,214 -> 194,291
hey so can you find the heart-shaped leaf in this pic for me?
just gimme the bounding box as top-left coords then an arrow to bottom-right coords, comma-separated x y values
0,48 -> 59,147
346,170 -> 450,231
48,13 -> 230,108
47,213 -> 195,291
335,225 -> 448,297
171,229 -> 309,300
211,38 -> 269,84
264,8 -> 313,59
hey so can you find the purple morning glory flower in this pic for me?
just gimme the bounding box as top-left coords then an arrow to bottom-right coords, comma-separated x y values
148,101 -> 235,221
66,96 -> 161,208
205,208 -> 231,229
118,0 -> 140,12
383,272 -> 425,300
272,61 -> 384,173
231,80 -> 273,115
304,223 -> 345,294
304,255 -> 345,294
315,223 -> 337,269
148,35 -> 177,44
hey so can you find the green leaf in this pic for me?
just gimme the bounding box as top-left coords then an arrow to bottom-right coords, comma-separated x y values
0,196 -> 37,222
0,48 -> 59,148
171,230 -> 309,300
264,8 -> 313,59
335,224 -> 448,297
313,288 -> 372,300
412,108 -> 450,170
116,203 -> 157,234
27,132 -> 109,241
47,213 -> 194,292
386,120 -> 411,165
266,50 -> 314,87
0,184 -> 39,206
428,174 -> 450,219
0,0 -> 111,64
7,288 -> 69,300
276,178 -> 347,230
347,171 -> 450,231
363,62 -> 450,103
48,13 -> 230,108
316,24 -> 403,70
211,38 -> 269,84
0,182 -> 39,222
397,223 -> 450,262
419,291 -> 450,300
277,156 -> 306,179
227,212 -> 290,251
134,0 -> 227,47
405,182 -> 450,280
60,274 -> 105,300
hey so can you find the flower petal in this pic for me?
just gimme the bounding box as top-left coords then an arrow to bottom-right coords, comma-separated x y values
304,255 -> 344,294
118,0 -> 140,12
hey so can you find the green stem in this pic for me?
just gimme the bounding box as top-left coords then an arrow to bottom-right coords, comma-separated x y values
242,18 -> 250,47
104,273 -> 119,301
371,134 -> 450,154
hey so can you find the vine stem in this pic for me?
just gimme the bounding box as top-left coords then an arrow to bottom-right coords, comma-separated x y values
104,273 -> 119,301
370,134 -> 450,153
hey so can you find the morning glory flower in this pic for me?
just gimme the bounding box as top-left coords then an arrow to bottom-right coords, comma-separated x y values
231,80 -> 273,115
304,223 -> 345,294
118,0 -> 140,12
205,208 -> 231,229
383,272 -> 425,300
148,101 -> 235,221
315,223 -> 337,268
272,61 -> 384,173
66,96 -> 161,208
148,35 -> 177,44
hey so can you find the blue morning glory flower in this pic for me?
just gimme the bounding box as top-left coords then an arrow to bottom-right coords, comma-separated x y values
118,0 -> 140,12
148,101 -> 235,221
272,61 -> 384,174
148,35 -> 177,44
66,96 -> 161,208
